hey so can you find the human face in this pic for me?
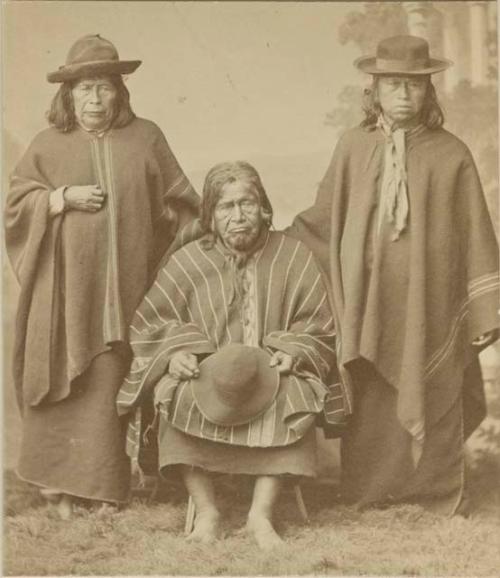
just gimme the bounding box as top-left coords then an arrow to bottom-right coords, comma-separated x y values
377,75 -> 429,126
214,180 -> 263,252
71,77 -> 117,131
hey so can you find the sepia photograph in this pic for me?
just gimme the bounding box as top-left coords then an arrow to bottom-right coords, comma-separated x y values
2,1 -> 499,576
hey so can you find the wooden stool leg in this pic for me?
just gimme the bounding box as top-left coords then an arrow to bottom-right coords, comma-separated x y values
185,495 -> 196,536
293,484 -> 309,524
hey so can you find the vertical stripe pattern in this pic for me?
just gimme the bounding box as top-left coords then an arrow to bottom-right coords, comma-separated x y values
117,231 -> 345,452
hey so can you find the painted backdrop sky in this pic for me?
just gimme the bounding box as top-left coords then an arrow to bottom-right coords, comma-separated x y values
3,1 -> 365,226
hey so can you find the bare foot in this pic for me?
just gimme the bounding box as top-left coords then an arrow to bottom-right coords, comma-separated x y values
246,514 -> 284,551
187,510 -> 222,544
40,488 -> 62,505
95,502 -> 119,518
56,494 -> 73,520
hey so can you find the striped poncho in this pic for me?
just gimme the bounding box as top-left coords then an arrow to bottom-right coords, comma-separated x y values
117,231 -> 345,458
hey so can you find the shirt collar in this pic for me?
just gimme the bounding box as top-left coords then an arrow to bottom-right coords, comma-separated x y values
77,122 -> 110,138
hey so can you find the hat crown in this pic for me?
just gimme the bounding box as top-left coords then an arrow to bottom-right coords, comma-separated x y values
192,344 -> 279,426
354,34 -> 451,75
47,34 -> 141,83
66,34 -> 119,66
377,35 -> 430,63
211,345 -> 258,407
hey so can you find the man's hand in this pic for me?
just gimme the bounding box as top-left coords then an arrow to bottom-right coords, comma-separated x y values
169,351 -> 200,380
269,351 -> 294,374
64,185 -> 106,212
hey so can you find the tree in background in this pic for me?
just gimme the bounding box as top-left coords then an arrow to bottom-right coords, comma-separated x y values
338,1 -> 408,53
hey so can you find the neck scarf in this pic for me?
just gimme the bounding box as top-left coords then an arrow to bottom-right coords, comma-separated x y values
377,115 -> 424,241
216,229 -> 269,304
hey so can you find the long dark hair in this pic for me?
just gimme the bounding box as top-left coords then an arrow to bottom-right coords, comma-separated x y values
200,161 -> 274,242
361,77 -> 445,130
47,75 -> 135,132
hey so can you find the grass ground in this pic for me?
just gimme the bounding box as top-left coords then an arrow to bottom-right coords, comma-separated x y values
4,458 -> 500,577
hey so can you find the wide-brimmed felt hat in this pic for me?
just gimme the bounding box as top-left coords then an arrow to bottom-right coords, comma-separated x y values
355,35 -> 452,75
191,344 -> 280,427
47,34 -> 141,83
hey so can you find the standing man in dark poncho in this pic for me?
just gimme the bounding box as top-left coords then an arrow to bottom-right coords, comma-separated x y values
289,35 -> 499,514
5,34 -> 200,518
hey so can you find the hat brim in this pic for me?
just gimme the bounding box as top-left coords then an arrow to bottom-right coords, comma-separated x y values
355,56 -> 453,75
191,348 -> 280,427
47,59 -> 142,83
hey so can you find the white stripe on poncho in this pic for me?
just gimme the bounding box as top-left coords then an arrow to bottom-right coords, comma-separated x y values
117,231 -> 344,452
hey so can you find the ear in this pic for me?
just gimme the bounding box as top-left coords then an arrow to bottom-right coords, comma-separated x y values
261,208 -> 272,225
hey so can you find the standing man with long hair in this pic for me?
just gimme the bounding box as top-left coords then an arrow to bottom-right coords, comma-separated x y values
5,34 -> 200,518
289,36 -> 499,514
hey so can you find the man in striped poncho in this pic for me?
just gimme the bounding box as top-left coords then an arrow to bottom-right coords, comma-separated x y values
117,161 -> 346,548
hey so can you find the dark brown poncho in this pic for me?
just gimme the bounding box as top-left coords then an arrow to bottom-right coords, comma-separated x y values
290,125 -> 499,447
5,118 -> 200,410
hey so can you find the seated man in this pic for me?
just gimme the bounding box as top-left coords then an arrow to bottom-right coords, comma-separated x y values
117,161 -> 345,549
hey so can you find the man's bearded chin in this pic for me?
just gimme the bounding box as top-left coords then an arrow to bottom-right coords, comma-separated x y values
225,229 -> 260,252
223,218 -> 269,252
